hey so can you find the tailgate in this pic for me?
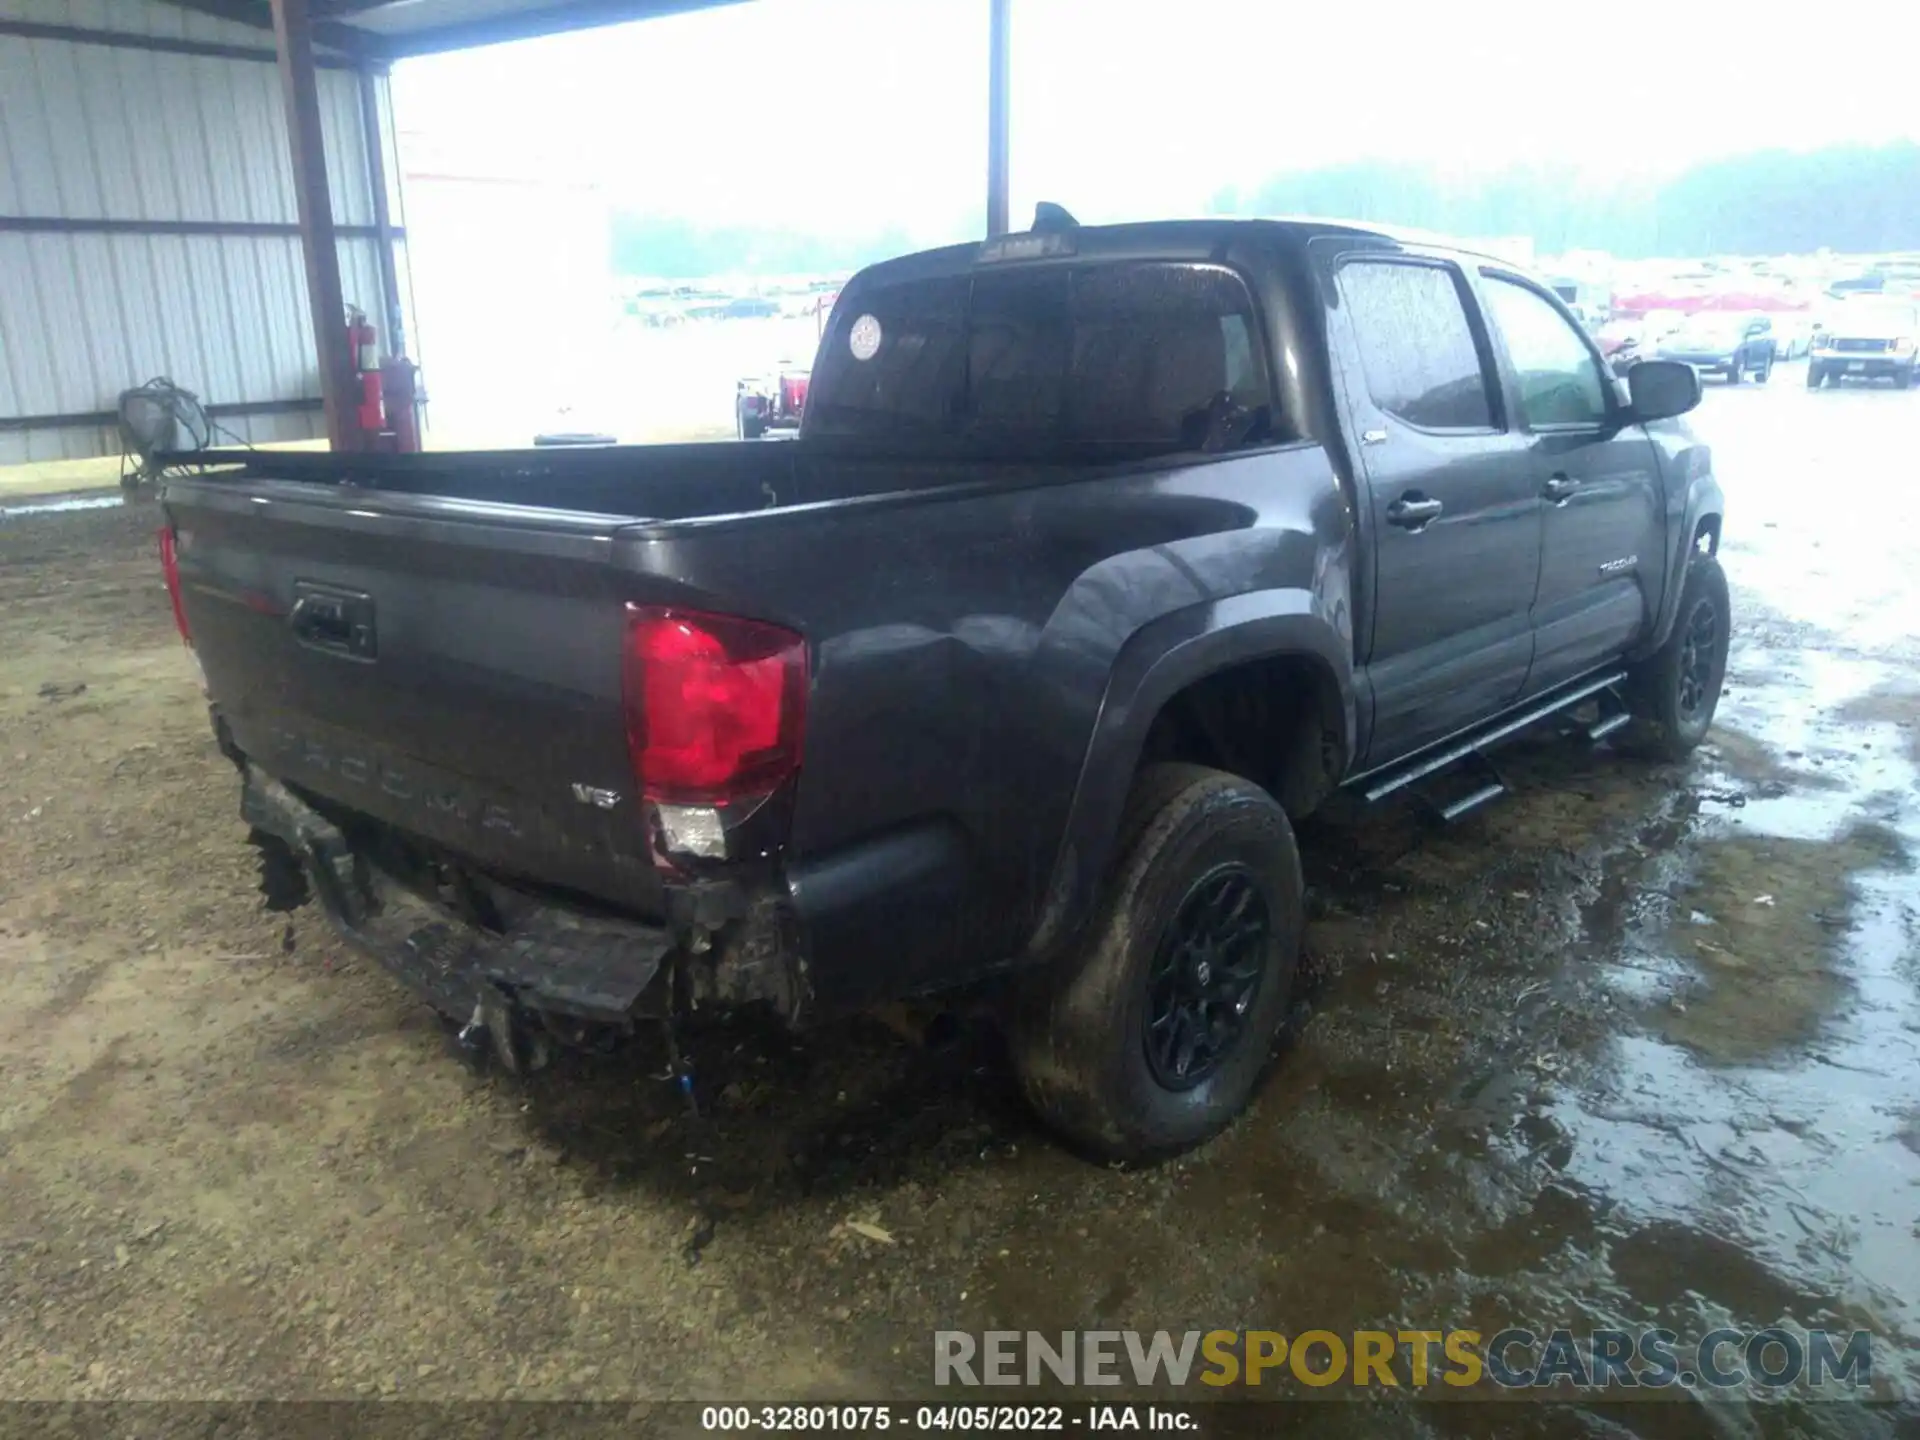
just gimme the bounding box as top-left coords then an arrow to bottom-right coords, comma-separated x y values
165,476 -> 668,915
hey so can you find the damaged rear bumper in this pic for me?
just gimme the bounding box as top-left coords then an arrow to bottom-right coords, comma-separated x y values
242,764 -> 676,1046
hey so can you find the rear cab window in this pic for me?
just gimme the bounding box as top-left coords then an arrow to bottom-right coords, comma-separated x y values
805,261 -> 1279,456
1335,259 -> 1497,431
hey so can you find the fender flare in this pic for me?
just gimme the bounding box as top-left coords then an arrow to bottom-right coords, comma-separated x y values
1027,589 -> 1353,956
1635,473 -> 1724,661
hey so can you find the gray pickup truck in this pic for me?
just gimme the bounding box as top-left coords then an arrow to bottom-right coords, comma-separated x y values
160,213 -> 1728,1160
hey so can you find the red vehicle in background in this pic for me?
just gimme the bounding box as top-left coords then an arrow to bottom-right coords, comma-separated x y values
736,365 -> 810,439
1595,316 -> 1646,373
734,288 -> 837,440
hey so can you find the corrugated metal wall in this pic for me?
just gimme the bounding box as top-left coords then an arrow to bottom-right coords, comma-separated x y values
0,0 -> 411,462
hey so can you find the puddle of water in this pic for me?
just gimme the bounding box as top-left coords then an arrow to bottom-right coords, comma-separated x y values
1648,824 -> 1907,1065
1840,685 -> 1920,769
1544,626 -> 1920,1388
0,491 -> 132,520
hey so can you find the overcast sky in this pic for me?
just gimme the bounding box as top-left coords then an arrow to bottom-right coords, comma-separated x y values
393,0 -> 1920,245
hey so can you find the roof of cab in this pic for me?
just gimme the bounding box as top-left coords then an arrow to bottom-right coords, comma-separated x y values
846,213 -> 1520,291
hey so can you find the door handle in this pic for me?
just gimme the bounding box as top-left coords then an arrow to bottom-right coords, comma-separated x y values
1543,473 -> 1580,504
288,594 -> 351,647
1386,494 -> 1444,530
289,583 -> 377,658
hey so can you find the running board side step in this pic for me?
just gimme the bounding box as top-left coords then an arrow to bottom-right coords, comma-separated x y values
1438,781 -> 1507,822
1360,670 -> 1630,805
1586,710 -> 1631,742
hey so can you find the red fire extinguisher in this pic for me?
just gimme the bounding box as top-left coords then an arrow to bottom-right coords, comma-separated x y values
346,306 -> 385,438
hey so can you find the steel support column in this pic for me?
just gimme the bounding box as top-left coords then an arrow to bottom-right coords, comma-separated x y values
358,67 -> 406,360
271,0 -> 358,450
986,0 -> 1010,237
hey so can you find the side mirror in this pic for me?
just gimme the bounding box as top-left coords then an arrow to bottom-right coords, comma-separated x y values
1626,360 -> 1701,422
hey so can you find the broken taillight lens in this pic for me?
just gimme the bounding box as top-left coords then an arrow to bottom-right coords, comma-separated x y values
622,605 -> 807,806
157,526 -> 192,647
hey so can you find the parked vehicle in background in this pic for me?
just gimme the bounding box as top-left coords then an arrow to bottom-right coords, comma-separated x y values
1656,312 -> 1775,383
735,294 -> 835,439
1606,335 -> 1645,374
1595,317 -> 1644,370
1642,310 -> 1690,348
1808,299 -> 1920,389
736,364 -> 811,438
1829,273 -> 1886,299
1769,311 -> 1818,361
159,215 -> 1727,1161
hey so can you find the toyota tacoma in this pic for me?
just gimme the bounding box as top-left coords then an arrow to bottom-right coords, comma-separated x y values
159,213 -> 1729,1160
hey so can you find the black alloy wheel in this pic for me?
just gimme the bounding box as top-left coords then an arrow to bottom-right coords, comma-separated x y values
1621,553 -> 1730,762
1143,863 -> 1269,1090
1675,594 -> 1719,724
1011,763 -> 1303,1161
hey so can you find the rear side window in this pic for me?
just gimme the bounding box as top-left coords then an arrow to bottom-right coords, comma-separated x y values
806,262 -> 1273,453
1337,260 -> 1494,430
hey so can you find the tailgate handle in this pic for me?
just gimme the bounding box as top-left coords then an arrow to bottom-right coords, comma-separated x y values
290,583 -> 377,660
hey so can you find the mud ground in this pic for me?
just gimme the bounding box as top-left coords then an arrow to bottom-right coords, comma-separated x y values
2,368 -> 1917,1436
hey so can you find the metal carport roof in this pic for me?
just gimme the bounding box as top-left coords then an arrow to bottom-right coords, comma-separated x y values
148,0 -> 1011,449
165,0 -> 748,61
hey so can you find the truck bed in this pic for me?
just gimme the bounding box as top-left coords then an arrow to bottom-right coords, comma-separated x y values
164,434 -> 1348,1011
175,440 -> 1064,528
166,439 -> 1023,935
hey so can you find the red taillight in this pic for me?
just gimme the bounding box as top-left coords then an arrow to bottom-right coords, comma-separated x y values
781,374 -> 809,414
157,526 -> 192,647
623,605 -> 807,805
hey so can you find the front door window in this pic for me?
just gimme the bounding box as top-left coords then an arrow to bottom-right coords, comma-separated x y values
1481,277 -> 1610,428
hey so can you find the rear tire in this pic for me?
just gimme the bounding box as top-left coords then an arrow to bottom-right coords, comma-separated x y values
1621,553 -> 1731,762
1726,358 -> 1743,385
1807,364 -> 1825,389
1896,365 -> 1915,391
1012,764 -> 1302,1162
1755,353 -> 1773,384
